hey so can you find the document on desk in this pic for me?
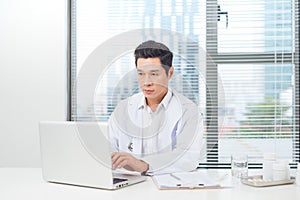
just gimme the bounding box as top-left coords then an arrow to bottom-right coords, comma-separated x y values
152,171 -> 222,190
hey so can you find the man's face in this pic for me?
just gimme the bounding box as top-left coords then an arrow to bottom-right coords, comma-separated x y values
136,57 -> 173,104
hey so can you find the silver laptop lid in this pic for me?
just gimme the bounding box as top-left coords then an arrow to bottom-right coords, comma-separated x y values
39,121 -> 116,189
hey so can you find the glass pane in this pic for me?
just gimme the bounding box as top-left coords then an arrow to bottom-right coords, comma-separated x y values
76,0 -> 206,73
218,63 -> 295,163
217,0 -> 293,53
75,0 -> 207,121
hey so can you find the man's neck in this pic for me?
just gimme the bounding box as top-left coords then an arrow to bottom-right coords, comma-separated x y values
146,91 -> 168,112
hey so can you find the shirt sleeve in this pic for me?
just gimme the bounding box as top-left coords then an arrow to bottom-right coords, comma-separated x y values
141,105 -> 204,175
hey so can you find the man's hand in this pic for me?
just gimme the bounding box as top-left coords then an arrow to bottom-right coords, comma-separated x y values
111,152 -> 149,173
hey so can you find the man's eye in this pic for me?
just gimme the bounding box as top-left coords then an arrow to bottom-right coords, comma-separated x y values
151,73 -> 158,76
138,72 -> 144,76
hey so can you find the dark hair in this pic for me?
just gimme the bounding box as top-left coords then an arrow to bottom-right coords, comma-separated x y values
134,40 -> 173,74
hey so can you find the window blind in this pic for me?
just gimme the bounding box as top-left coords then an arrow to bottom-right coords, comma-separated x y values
70,0 -> 299,167
205,0 -> 299,167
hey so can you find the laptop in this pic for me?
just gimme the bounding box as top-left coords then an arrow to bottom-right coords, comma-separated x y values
39,121 -> 147,190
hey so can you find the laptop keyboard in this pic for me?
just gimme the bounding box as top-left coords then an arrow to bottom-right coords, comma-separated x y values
113,178 -> 127,184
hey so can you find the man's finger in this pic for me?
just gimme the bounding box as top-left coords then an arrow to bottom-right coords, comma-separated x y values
111,153 -> 120,163
112,154 -> 128,169
116,159 -> 129,169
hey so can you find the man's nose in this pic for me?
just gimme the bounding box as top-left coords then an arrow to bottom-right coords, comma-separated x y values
143,81 -> 152,86
143,75 -> 153,86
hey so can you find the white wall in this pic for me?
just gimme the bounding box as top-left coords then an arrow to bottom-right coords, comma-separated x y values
0,0 -> 66,167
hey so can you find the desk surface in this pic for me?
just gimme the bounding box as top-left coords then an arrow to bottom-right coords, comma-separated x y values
0,168 -> 299,200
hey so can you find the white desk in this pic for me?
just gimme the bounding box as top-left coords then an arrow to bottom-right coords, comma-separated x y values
0,168 -> 299,200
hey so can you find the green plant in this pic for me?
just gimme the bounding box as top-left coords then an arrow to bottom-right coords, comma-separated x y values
238,96 -> 292,138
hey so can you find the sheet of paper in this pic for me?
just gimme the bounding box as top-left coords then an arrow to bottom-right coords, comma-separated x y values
152,170 -> 223,189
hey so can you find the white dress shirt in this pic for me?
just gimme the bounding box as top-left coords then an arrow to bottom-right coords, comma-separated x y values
108,88 -> 203,175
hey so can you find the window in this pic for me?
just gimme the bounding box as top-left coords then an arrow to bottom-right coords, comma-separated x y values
69,0 -> 299,167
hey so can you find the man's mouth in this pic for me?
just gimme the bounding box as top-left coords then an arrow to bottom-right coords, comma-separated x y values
144,89 -> 154,95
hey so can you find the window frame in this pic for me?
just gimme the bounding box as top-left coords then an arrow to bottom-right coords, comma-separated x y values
67,0 -> 300,168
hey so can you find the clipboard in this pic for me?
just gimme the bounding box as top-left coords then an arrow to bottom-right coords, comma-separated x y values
152,171 -> 222,190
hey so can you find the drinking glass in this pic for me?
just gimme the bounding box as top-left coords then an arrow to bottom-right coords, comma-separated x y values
231,154 -> 248,179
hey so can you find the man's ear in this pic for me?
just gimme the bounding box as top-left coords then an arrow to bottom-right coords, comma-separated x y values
168,66 -> 174,80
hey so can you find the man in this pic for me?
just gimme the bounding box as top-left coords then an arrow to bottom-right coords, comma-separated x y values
109,40 -> 203,175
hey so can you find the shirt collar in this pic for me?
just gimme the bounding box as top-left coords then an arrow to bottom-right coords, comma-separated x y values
137,96 -> 147,110
137,88 -> 173,110
160,88 -> 173,109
